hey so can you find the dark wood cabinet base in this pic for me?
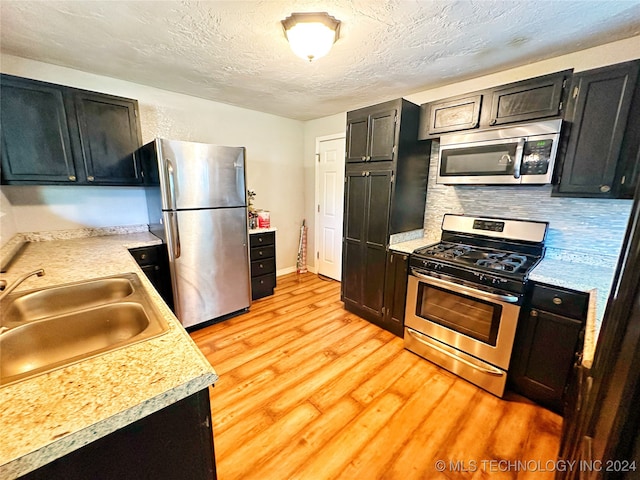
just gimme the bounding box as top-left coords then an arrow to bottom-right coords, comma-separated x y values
20,389 -> 216,480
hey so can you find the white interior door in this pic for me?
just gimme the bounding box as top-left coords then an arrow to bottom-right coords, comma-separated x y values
316,135 -> 346,281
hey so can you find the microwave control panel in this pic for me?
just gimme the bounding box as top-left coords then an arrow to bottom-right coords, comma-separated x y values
521,139 -> 554,175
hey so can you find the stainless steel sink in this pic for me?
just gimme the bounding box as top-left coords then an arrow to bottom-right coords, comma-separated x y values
0,273 -> 170,386
3,276 -> 134,325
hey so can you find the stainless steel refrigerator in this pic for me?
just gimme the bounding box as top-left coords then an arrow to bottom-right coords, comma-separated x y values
141,138 -> 250,329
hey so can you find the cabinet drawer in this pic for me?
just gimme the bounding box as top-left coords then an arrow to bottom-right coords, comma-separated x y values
129,245 -> 160,266
251,258 -> 275,277
250,231 -> 275,247
250,245 -> 275,261
530,284 -> 589,320
252,273 -> 276,300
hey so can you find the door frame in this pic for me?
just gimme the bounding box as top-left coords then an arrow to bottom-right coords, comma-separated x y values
314,133 -> 346,278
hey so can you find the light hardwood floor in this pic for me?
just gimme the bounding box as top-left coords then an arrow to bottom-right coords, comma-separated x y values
190,272 -> 562,480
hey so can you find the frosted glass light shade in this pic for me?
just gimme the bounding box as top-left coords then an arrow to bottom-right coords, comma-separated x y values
282,12 -> 341,62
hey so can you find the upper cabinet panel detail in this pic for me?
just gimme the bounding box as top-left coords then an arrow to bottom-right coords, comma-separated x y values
1,74 -> 142,186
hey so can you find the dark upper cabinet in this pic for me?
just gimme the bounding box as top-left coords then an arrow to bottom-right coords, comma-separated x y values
74,91 -> 142,185
509,283 -> 588,414
342,98 -> 429,332
1,76 -> 78,183
555,60 -> 640,198
346,105 -> 397,163
418,70 -> 571,139
1,74 -> 142,186
488,71 -> 569,126
421,94 -> 482,136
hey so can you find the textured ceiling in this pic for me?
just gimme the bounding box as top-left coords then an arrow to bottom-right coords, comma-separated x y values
1,1 -> 640,121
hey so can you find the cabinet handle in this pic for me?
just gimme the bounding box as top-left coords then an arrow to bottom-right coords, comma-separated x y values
600,185 -> 611,193
87,176 -> 95,182
490,119 -> 497,126
552,296 -> 563,305
530,310 -> 539,317
68,175 -> 77,181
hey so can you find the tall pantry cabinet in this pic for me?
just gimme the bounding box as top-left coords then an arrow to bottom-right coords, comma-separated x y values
342,99 -> 429,334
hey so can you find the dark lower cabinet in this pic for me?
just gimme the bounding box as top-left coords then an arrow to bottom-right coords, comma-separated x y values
342,168 -> 392,323
382,251 -> 409,337
509,283 -> 588,414
20,389 -> 217,480
129,244 -> 174,312
250,231 -> 276,300
1,73 -> 142,186
555,60 -> 640,198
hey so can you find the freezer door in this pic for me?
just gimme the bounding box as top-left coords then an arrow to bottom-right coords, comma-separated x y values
157,139 -> 246,210
164,207 -> 251,328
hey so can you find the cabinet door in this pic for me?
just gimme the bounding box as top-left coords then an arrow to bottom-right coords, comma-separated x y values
424,95 -> 482,135
361,170 -> 392,318
346,114 -> 370,163
557,62 -> 639,197
510,307 -> 584,414
342,171 -> 368,304
383,251 -> 409,337
74,92 -> 142,185
489,71 -> 567,126
368,109 -> 397,161
0,76 -> 78,183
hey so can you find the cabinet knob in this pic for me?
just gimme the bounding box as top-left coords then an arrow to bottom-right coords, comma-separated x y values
87,176 -> 95,182
258,238 -> 263,243
530,310 -> 539,317
490,119 -> 497,126
366,156 -> 371,161
259,251 -> 264,256
552,296 -> 563,305
361,156 -> 367,161
259,263 -> 263,268
361,172 -> 366,176
600,185 -> 611,193
68,175 -> 77,181
140,253 -> 147,260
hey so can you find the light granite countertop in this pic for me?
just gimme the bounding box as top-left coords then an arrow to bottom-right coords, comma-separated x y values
0,232 -> 219,479
389,237 -> 617,369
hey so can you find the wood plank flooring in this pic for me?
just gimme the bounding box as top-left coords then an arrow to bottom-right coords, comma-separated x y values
190,273 -> 562,480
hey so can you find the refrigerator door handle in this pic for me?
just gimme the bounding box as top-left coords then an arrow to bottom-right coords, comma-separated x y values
169,211 -> 181,259
166,159 -> 178,211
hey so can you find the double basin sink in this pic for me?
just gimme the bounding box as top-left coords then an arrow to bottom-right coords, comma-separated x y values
0,273 -> 170,387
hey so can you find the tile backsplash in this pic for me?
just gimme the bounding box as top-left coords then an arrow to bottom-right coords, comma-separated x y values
423,142 -> 633,267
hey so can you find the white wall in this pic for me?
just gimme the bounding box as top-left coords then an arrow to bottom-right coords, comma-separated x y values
0,54 -> 304,273
301,36 -> 640,269
0,189 -> 18,245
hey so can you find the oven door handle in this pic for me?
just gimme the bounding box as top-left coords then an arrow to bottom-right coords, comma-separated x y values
406,329 -> 504,377
411,271 -> 520,304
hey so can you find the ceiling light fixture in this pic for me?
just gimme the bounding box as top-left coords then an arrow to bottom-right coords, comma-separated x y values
281,12 -> 341,62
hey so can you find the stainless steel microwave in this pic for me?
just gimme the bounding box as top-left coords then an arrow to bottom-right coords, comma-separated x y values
437,119 -> 562,185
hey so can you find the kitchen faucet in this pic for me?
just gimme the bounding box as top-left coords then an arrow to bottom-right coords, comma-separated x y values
0,268 -> 45,302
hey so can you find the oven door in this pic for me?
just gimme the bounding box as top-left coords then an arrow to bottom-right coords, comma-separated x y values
404,271 -> 521,370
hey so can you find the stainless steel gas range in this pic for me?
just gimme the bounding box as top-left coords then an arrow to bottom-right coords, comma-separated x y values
404,214 -> 548,397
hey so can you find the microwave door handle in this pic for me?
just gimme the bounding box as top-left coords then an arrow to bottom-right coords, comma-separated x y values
513,138 -> 526,179
412,270 -> 519,304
